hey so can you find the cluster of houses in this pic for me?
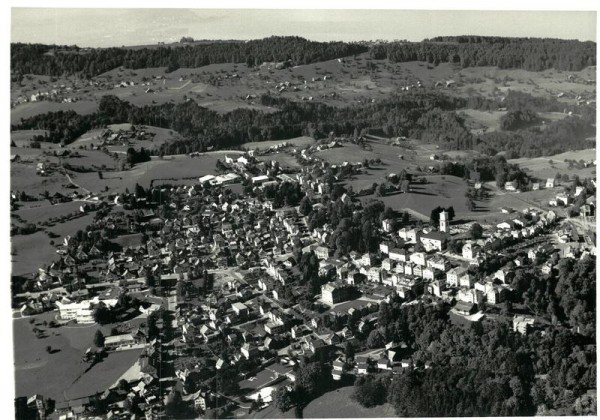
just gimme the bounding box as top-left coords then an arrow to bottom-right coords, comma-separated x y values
98,125 -> 155,146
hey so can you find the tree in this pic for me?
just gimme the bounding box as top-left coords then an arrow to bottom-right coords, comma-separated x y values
299,196 -> 313,216
165,390 -> 187,418
367,329 -> 385,349
430,206 -> 442,225
344,341 -> 355,360
446,206 -> 455,221
93,305 -> 112,325
352,375 -> 387,408
94,330 -> 105,347
376,183 -> 386,197
295,362 -> 332,401
272,386 -> 295,412
470,223 -> 483,240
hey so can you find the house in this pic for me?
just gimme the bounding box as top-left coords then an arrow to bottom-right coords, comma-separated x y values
332,358 -> 346,380
513,315 -> 535,334
487,286 -> 509,304
504,181 -> 517,192
388,248 -> 407,262
462,242 -> 480,260
419,231 -> 446,252
321,283 -> 355,305
427,279 -> 446,297
546,178 -> 555,188
231,302 -> 249,317
453,301 -> 477,316
104,333 -> 138,351
315,246 -> 332,260
382,219 -> 395,233
446,266 -> 467,287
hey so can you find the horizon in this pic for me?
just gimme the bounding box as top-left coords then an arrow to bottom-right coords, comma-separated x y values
11,9 -> 597,48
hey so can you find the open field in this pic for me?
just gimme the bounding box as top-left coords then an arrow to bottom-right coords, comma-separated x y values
61,150 -> 119,170
359,175 -> 470,219
508,148 -> 596,180
46,213 -> 97,239
71,153 -> 236,193
13,311 -> 143,402
11,100 -> 97,124
11,129 -> 49,146
303,386 -> 396,418
14,201 -> 84,225
11,231 -> 54,276
459,109 -> 506,132
11,163 -> 72,196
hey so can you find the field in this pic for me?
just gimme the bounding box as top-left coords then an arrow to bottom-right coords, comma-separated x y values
72,152 -> 236,193
360,175 -> 470,219
302,386 -> 396,418
11,231 -> 55,276
509,148 -> 596,180
13,311 -> 144,402
13,200 -> 85,225
11,163 -> 72,196
11,100 -> 97,124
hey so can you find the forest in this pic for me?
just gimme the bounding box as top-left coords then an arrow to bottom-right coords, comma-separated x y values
10,37 -> 368,77
11,36 -> 596,78
353,295 -> 596,417
371,37 -> 596,71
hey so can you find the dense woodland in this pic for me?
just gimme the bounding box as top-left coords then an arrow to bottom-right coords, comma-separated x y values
371,36 -> 596,71
354,290 -> 596,417
11,36 -> 596,78
10,37 -> 368,78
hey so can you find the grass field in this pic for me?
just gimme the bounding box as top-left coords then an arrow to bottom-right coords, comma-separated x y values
361,175 -> 470,219
72,153 -> 229,193
61,150 -> 119,170
508,148 -> 596,180
13,312 -> 144,402
11,231 -> 54,276
11,163 -> 72,196
11,100 -> 97,124
303,386 -> 396,418
14,201 -> 84,225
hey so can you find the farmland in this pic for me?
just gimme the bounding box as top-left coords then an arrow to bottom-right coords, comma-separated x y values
13,311 -> 144,402
303,386 -> 396,418
12,231 -> 56,276
360,175 -> 470,220
509,148 -> 596,180
11,53 -> 596,127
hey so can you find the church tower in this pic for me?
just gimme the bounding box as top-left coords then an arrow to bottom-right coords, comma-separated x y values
440,210 -> 449,233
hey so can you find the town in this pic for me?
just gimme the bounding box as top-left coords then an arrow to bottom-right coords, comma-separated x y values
12,134 -> 597,419
9,9 -> 598,420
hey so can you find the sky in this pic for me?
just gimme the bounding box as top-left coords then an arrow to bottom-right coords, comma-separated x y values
11,8 -> 597,47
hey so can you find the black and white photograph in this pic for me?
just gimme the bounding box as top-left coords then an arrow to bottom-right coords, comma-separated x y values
6,2 -> 598,419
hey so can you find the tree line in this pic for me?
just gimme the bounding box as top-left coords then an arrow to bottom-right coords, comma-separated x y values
11,37 -> 369,77
11,36 -> 595,78
370,37 -> 596,71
